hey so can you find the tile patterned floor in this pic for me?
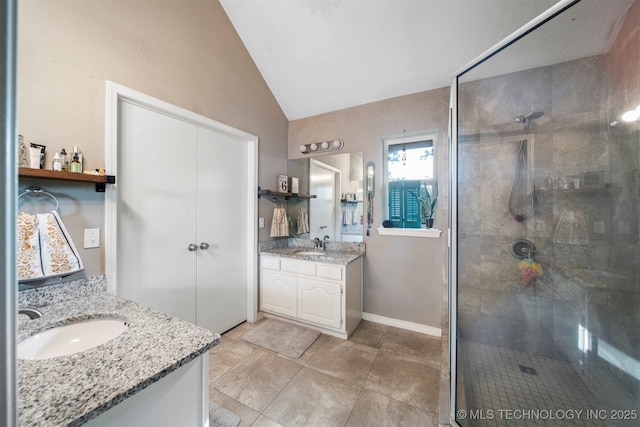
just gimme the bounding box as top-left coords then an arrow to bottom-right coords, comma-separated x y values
457,340 -> 640,427
208,319 -> 441,427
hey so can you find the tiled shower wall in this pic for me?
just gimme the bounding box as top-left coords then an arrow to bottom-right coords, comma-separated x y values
457,0 -> 639,401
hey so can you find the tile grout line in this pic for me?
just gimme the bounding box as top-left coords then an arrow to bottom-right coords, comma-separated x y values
253,337 -> 328,425
215,321 -> 443,426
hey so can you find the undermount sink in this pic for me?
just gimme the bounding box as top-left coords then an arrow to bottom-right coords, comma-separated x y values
18,317 -> 129,360
296,251 -> 326,256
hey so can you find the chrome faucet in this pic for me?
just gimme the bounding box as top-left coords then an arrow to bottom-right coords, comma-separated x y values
322,235 -> 330,250
19,307 -> 42,319
313,237 -> 321,250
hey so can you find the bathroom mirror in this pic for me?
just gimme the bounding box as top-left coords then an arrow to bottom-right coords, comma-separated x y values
288,152 -> 363,242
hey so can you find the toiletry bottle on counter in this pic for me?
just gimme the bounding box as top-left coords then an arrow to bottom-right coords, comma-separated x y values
70,153 -> 81,173
60,148 -> 68,171
52,152 -> 62,171
72,146 -> 83,172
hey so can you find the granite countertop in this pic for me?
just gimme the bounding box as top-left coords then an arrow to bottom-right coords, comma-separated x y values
18,292 -> 220,426
259,246 -> 365,265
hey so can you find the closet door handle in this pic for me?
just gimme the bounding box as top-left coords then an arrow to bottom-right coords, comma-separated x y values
199,242 -> 210,250
188,243 -> 198,252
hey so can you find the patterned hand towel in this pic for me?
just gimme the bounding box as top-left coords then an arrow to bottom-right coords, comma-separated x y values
17,212 -> 41,281
297,206 -> 309,234
270,207 -> 289,237
17,211 -> 84,282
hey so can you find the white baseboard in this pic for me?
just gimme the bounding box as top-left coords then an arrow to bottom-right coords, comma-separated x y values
362,312 -> 442,337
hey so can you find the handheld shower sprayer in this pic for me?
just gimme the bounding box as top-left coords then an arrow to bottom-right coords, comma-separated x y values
509,109 -> 544,222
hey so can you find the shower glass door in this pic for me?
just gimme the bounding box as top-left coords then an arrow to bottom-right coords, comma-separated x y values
451,0 -> 640,425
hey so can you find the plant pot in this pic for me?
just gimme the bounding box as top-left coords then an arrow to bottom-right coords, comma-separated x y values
424,218 -> 434,229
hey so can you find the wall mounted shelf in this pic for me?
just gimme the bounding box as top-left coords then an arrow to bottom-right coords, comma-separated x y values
257,189 -> 316,200
19,167 -> 116,192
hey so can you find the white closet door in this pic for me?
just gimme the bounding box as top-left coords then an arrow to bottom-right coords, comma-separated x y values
117,101 -> 198,323
196,126 -> 248,333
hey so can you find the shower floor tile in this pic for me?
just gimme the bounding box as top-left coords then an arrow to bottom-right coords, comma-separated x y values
457,340 -> 639,427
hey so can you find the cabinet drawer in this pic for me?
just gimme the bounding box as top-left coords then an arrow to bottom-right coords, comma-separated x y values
317,264 -> 343,281
281,259 -> 316,276
261,257 -> 281,271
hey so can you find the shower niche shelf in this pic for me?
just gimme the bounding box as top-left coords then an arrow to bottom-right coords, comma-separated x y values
557,187 -> 607,194
19,168 -> 116,192
553,187 -> 609,199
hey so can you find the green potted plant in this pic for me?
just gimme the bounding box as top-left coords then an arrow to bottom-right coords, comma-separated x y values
419,182 -> 438,228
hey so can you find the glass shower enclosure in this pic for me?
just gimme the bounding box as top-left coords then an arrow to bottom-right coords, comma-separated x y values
450,0 -> 640,425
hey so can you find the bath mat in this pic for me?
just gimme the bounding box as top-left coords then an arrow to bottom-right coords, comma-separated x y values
209,400 -> 241,427
242,318 -> 320,358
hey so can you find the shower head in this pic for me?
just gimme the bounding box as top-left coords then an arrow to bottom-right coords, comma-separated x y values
526,110 -> 544,120
516,110 -> 544,128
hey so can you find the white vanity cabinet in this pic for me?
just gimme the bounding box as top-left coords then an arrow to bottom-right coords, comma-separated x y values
260,255 -> 363,338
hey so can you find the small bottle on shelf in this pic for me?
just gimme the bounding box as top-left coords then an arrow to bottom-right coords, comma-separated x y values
52,152 -> 62,171
72,146 -> 83,172
60,148 -> 68,171
70,153 -> 82,173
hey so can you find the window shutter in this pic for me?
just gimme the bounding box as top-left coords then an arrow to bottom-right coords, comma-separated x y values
403,180 -> 422,228
388,180 -> 422,228
388,181 -> 403,228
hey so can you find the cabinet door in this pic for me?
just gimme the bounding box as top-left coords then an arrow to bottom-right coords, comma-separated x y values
261,271 -> 297,318
117,100 -> 198,324
297,278 -> 342,330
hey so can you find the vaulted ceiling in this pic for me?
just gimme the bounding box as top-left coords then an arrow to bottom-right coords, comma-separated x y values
220,0 -> 632,120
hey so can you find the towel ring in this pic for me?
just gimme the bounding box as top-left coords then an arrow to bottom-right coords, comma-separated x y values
18,186 -> 59,212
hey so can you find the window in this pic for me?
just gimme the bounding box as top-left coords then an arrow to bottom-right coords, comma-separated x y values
384,133 -> 436,229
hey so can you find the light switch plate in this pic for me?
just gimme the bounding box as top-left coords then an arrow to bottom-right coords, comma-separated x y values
84,228 -> 100,248
259,217 -> 265,228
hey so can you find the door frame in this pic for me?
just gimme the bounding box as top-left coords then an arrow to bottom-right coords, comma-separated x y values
1,0 -> 18,424
104,81 -> 259,324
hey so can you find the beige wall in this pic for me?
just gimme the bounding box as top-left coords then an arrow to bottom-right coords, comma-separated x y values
17,0 -> 450,329
17,0 -> 289,278
288,88 -> 450,328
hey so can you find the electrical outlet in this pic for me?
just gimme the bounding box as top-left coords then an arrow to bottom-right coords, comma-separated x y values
259,217 -> 265,228
84,228 -> 100,249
